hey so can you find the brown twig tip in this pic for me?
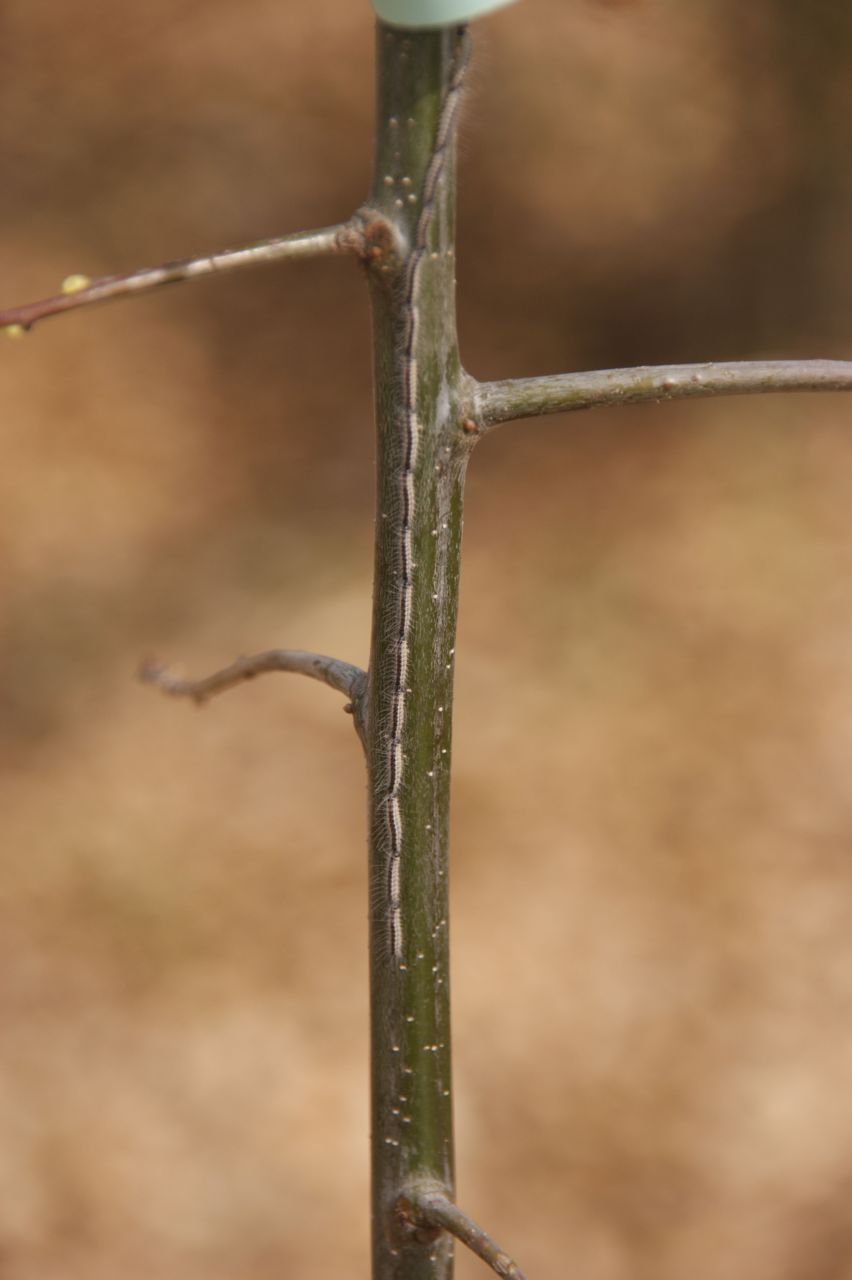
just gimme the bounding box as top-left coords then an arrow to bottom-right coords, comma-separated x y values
137,648 -> 369,747
400,1191 -> 528,1280
137,658 -> 164,686
138,658 -> 208,704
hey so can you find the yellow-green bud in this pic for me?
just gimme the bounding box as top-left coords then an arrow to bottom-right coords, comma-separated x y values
61,273 -> 91,294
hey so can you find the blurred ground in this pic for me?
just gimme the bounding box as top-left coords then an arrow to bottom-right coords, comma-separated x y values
2,1 -> 852,1277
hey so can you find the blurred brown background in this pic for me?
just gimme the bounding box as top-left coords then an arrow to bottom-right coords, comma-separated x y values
2,1 -> 852,1277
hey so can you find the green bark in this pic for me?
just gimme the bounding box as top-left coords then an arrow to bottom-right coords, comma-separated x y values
364,22 -> 470,1280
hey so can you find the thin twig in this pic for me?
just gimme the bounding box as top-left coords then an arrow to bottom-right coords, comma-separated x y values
400,1190 -> 528,1280
139,650 -> 368,747
472,358 -> 852,432
0,223 -> 356,333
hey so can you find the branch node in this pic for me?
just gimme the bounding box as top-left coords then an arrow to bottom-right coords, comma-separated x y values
341,210 -> 402,269
399,1189 -> 528,1280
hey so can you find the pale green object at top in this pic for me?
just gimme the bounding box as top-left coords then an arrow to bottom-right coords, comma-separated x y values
371,0 -> 517,28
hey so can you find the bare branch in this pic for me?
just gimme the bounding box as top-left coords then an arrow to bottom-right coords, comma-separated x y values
139,650 -> 368,747
472,359 -> 852,433
0,223 -> 357,334
399,1190 -> 528,1280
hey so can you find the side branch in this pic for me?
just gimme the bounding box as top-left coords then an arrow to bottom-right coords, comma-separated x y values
399,1190 -> 528,1280
0,223 -> 356,333
472,359 -> 852,432
140,650 -> 368,747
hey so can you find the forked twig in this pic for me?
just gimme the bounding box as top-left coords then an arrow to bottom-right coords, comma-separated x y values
399,1189 -> 528,1280
0,223 -> 356,334
139,650 -> 368,746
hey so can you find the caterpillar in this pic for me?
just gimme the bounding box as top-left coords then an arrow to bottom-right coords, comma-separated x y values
383,31 -> 471,962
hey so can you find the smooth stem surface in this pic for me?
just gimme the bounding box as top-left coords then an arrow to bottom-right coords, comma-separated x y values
365,22 -> 469,1280
140,649 -> 365,702
473,358 -> 852,430
0,224 -> 350,332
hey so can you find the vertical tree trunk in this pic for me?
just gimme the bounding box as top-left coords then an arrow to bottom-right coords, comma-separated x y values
364,22 -> 470,1280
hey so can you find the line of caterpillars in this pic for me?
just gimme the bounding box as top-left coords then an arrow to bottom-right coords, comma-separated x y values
384,31 -> 471,962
